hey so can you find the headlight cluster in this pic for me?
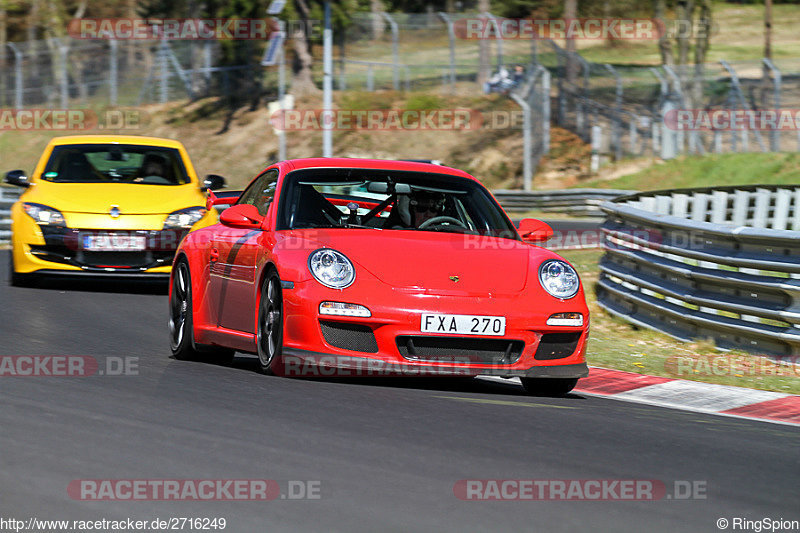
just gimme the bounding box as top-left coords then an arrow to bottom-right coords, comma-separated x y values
23,203 -> 66,227
164,207 -> 206,230
308,248 -> 355,289
539,259 -> 580,299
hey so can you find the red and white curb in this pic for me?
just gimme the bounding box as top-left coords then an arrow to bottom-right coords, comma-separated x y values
480,367 -> 800,427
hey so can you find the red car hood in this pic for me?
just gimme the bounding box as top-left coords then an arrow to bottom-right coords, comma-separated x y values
291,229 -> 533,293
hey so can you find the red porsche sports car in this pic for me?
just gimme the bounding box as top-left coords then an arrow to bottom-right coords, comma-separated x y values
169,158 -> 589,395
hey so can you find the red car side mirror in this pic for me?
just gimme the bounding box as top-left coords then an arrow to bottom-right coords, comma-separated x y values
518,218 -> 553,243
220,204 -> 264,228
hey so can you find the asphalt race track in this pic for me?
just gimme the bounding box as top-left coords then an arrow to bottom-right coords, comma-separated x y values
1,241 -> 798,532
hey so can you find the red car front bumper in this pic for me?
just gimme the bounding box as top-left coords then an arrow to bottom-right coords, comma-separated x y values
278,278 -> 589,378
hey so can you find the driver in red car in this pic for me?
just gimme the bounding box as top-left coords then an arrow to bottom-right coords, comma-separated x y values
409,190 -> 446,227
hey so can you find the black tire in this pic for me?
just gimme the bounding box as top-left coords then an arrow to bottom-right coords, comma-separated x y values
169,259 -> 237,365
169,260 -> 204,361
256,270 -> 284,375
8,251 -> 36,288
520,377 -> 578,397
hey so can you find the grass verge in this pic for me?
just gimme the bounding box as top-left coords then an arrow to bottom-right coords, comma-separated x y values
580,153 -> 800,191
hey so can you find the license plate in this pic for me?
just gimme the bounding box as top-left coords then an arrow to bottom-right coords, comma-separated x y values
83,233 -> 146,251
421,314 -> 506,336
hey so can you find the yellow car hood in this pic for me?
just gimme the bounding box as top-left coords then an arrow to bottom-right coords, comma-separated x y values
25,182 -> 205,215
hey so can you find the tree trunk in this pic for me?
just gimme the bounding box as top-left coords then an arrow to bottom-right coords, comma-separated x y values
675,0 -> 694,80
564,0 -> 577,85
28,0 -> 41,81
477,0 -> 490,87
655,0 -> 673,65
692,0 -> 711,109
289,0 -> 319,96
291,27 -> 319,96
1,0 -> 7,108
371,0 -> 384,41
764,0 -> 772,61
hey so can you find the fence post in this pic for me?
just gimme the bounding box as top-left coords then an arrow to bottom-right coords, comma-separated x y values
366,64 -> 374,91
109,39 -> 118,106
203,40 -> 212,94
510,92 -> 532,191
661,98 -> 678,159
159,38 -> 169,104
541,67 -> 550,155
604,64 -> 622,161
6,43 -> 23,109
483,12 -> 504,72
721,59 -> 768,153
437,12 -> 457,92
52,38 -> 69,108
762,58 -> 781,152
381,13 -> 399,90
651,120 -> 660,154
278,23 -> 287,162
590,125 -> 602,173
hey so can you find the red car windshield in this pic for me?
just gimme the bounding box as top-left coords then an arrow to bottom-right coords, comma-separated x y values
277,168 -> 518,239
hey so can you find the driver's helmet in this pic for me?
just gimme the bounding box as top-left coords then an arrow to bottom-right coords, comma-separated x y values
409,190 -> 446,226
141,152 -> 169,178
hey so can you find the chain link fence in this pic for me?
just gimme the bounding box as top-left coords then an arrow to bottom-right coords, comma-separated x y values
1,12 -> 799,186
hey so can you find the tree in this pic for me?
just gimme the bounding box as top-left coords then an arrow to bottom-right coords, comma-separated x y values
477,0 -> 489,87
563,0 -> 577,84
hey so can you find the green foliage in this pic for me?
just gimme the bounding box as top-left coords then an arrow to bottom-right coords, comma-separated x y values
404,92 -> 444,110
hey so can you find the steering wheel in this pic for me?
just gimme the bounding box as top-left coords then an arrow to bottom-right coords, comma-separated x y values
418,216 -> 468,229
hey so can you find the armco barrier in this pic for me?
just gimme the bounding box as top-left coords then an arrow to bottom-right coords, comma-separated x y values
0,188 -> 21,244
493,189 -> 635,217
597,185 -> 800,357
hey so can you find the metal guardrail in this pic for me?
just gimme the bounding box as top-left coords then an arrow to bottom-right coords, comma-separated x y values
597,184 -> 800,357
0,188 -> 21,245
493,189 -> 636,217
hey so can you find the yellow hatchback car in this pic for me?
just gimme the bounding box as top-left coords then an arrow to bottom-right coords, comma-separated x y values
5,135 -> 225,285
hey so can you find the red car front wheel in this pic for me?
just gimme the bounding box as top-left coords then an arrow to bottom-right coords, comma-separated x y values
257,270 -> 284,375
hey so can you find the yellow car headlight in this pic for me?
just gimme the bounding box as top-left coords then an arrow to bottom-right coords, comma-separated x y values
23,203 -> 66,227
163,207 -> 206,230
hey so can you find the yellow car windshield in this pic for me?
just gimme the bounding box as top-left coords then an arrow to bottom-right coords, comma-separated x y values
42,144 -> 190,186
